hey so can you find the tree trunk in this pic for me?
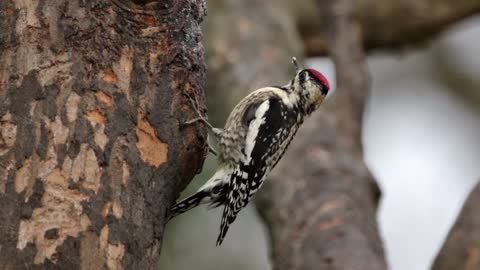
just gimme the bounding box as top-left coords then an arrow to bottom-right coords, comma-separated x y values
431,182 -> 480,270
0,0 -> 206,269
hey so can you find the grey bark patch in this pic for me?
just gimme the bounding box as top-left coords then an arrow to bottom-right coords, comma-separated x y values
44,228 -> 59,239
19,178 -> 45,218
107,93 -> 135,138
63,24 -> 79,40
9,71 -> 42,166
14,121 -> 34,167
60,105 -> 69,126
56,144 -> 67,166
67,139 -> 80,159
73,118 -> 92,144
108,219 -> 125,244
71,63 -> 87,93
28,178 -> 45,208
37,121 -> 49,159
81,191 -> 106,234
34,0 -> 46,24
129,58 -> 147,106
0,178 -> 37,268
45,236 -> 81,269
0,1 -> 18,48
149,86 -> 174,143
43,85 -> 59,120
20,204 -> 34,219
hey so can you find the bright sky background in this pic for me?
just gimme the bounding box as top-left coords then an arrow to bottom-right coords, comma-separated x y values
363,17 -> 480,270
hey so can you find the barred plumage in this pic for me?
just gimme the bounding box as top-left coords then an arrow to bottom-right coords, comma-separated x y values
170,59 -> 330,246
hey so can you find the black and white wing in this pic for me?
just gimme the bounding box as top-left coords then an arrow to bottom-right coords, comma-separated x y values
216,96 -> 300,245
216,167 -> 249,245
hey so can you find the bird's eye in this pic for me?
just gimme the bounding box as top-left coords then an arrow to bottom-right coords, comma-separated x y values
320,85 -> 329,96
300,72 -> 306,80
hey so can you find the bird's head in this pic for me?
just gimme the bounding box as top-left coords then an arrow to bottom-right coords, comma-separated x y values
290,60 -> 330,114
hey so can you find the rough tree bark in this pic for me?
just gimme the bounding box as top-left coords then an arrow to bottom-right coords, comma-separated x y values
431,182 -> 480,270
0,0 -> 206,269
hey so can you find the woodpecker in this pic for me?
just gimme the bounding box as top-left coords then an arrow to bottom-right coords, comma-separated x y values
171,58 -> 330,246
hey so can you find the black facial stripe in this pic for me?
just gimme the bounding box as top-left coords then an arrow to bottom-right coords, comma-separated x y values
320,85 -> 328,95
299,71 -> 306,85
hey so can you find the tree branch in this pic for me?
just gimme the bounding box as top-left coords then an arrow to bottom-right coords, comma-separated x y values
431,182 -> 480,270
296,0 -> 480,55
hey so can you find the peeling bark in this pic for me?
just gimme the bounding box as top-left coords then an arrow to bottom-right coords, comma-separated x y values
431,182 -> 480,270
0,0 -> 206,269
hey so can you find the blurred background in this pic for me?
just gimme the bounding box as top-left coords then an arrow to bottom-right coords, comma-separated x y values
161,10 -> 480,270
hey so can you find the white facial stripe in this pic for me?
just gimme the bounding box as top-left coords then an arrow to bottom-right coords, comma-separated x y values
244,100 -> 270,163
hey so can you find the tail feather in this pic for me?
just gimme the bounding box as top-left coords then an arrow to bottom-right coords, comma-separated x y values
216,205 -> 238,246
170,190 -> 209,219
